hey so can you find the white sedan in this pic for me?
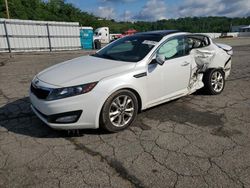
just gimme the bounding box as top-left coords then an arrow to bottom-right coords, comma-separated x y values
30,30 -> 233,132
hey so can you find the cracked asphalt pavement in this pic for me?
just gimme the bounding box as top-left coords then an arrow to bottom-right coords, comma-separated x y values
0,42 -> 250,187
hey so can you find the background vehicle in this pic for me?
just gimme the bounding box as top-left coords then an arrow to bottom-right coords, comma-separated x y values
94,27 -> 138,44
30,30 -> 233,132
94,27 -> 110,43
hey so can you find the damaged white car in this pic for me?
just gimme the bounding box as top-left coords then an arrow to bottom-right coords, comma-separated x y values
30,30 -> 233,132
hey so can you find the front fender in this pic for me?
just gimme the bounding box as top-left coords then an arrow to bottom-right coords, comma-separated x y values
93,74 -> 146,128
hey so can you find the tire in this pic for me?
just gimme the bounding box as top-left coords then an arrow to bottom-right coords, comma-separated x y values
100,90 -> 138,132
203,69 -> 225,95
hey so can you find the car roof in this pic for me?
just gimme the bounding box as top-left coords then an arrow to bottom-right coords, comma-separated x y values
135,30 -> 181,37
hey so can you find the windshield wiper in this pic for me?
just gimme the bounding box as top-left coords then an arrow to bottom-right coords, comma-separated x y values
93,53 -> 118,61
91,53 -> 100,57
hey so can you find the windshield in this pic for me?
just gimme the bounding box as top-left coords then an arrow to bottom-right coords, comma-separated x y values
92,35 -> 162,62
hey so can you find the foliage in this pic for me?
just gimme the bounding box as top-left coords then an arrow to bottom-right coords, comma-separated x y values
1,0 -> 250,33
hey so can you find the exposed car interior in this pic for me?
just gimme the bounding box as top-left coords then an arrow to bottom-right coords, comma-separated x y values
187,35 -> 211,49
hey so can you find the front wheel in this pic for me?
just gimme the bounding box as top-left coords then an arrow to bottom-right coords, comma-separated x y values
203,69 -> 225,95
100,90 -> 138,132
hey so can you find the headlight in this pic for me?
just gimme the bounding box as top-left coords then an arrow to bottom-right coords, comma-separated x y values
47,82 -> 98,101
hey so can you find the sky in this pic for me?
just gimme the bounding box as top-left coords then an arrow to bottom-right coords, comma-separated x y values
66,0 -> 250,21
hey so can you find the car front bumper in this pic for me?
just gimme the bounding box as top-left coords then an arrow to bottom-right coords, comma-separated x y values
30,90 -> 103,130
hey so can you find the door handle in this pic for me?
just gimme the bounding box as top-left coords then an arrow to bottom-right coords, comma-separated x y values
181,62 -> 190,66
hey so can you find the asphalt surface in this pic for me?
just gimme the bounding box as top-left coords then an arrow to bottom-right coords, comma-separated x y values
0,41 -> 250,187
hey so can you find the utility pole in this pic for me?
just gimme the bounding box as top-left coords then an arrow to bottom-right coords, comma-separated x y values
4,0 -> 10,19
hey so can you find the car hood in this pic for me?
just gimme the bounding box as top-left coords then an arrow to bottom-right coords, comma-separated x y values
37,55 -> 135,87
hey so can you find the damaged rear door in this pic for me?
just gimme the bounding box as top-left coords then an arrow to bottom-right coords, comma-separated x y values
185,34 -> 232,92
187,34 -> 232,77
184,34 -> 214,92
187,34 -> 216,72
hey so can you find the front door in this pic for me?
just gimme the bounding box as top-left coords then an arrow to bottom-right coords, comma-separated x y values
146,35 -> 191,105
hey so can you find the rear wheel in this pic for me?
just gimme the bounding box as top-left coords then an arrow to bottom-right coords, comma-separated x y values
203,69 -> 225,95
100,90 -> 138,132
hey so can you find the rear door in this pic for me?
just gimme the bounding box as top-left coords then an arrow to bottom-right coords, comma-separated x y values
187,34 -> 216,71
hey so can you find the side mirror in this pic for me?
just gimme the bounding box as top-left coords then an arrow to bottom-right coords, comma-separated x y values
156,54 -> 165,65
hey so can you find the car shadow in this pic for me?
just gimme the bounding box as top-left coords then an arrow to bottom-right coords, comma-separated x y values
0,97 -> 111,138
0,89 -> 217,138
192,88 -> 211,96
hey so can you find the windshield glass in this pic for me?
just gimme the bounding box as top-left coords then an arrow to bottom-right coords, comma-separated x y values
92,35 -> 162,62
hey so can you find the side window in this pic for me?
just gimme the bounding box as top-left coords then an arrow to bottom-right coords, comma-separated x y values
157,36 -> 189,60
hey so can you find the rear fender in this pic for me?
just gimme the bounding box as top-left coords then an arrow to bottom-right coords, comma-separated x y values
206,46 -> 232,79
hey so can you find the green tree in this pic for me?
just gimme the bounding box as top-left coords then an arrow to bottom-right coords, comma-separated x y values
0,0 -> 249,33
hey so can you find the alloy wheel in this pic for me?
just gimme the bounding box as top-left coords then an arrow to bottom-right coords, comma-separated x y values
109,95 -> 135,127
211,71 -> 224,93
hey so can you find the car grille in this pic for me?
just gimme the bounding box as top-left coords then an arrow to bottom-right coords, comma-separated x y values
30,84 -> 50,99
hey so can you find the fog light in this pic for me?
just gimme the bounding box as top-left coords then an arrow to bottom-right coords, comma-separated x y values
55,115 -> 78,123
47,110 -> 82,124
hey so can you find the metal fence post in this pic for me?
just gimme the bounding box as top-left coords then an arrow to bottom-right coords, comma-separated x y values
46,23 -> 52,52
3,20 -> 11,53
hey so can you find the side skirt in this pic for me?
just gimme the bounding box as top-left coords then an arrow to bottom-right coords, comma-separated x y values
144,89 -> 189,110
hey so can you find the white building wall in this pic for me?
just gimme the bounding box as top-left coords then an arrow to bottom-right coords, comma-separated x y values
198,33 -> 222,39
239,32 -> 250,37
0,18 -> 81,52
197,32 -> 250,39
0,21 -> 8,50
